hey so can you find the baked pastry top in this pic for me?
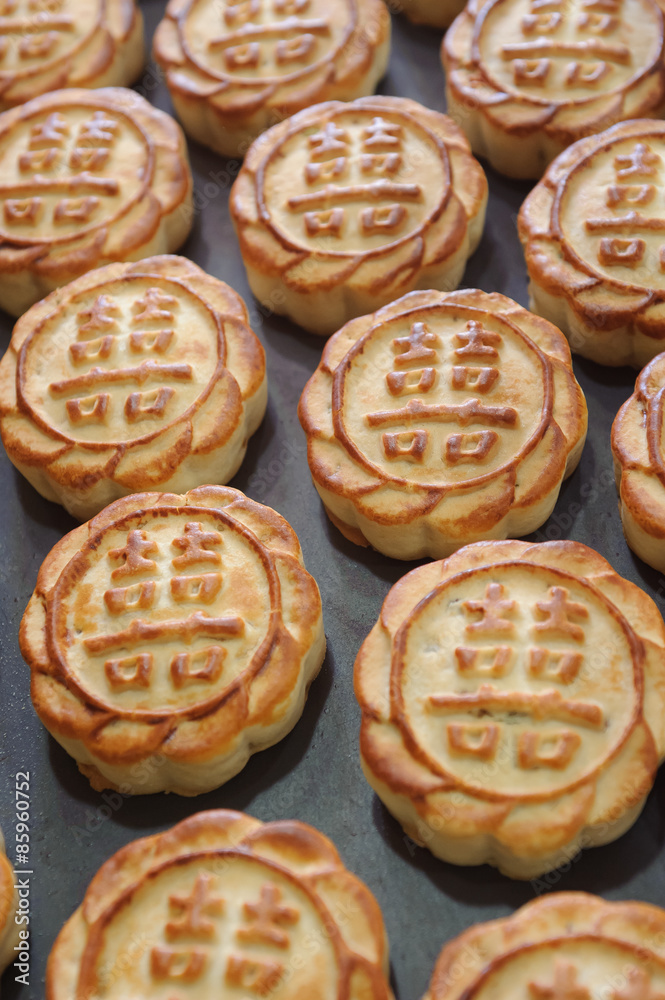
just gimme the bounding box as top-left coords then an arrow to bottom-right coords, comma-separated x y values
298,288 -> 586,559
612,351 -> 665,570
355,539 -> 665,878
46,809 -> 394,1000
231,96 -> 488,336
20,486 -> 325,796
0,0 -> 145,110
520,119 -> 665,367
0,255 -> 267,521
424,892 -> 665,1000
153,0 -> 391,157
443,0 -> 665,179
0,87 -> 192,317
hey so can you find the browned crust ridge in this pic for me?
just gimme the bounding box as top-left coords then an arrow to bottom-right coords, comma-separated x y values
423,892 -> 665,1000
230,96 -> 488,335
298,288 -> 587,560
19,486 -> 325,795
354,539 -> 665,877
46,810 -> 394,1000
0,255 -> 266,519
519,119 -> 665,367
442,0 -> 665,179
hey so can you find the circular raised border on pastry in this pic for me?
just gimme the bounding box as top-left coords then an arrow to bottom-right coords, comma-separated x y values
152,0 -> 391,158
0,0 -> 145,111
19,486 -> 326,796
423,892 -> 665,1000
0,255 -> 267,521
0,86 -> 192,318
442,0 -> 665,180
519,119 -> 665,367
612,351 -> 665,569
46,810 -> 394,1000
354,539 -> 665,879
230,96 -> 488,336
298,288 -> 586,559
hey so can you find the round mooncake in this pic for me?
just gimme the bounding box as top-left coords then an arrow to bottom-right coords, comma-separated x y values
355,539 -> 665,878
0,0 -> 145,110
20,486 -> 325,796
0,87 -> 192,317
520,119 -> 665,367
47,810 -> 394,1000
423,893 -> 665,1000
443,0 -> 665,179
0,255 -> 267,520
153,0 -> 391,158
298,288 -> 586,559
231,97 -> 488,336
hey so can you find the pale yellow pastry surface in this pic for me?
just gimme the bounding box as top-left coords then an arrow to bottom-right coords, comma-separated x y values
231,96 -> 488,336
423,893 -> 665,1000
443,0 -> 665,179
46,810 -> 394,1000
20,486 -> 326,796
355,539 -> 665,878
153,0 -> 391,158
520,119 -> 665,366
0,255 -> 267,520
299,288 -> 586,559
0,87 -> 192,317
0,0 -> 145,110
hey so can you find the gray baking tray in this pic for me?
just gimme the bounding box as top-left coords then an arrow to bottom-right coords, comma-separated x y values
0,2 -> 663,997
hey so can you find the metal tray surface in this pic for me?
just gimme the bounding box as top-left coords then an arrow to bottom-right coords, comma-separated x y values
0,2 -> 664,997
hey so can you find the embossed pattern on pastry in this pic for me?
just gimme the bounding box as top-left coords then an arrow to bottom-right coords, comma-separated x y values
0,0 -> 145,110
298,289 -> 586,559
442,0 -> 665,180
0,829 -> 20,978
612,352 -> 665,570
0,87 -> 192,318
230,97 -> 488,337
0,256 -> 267,521
519,120 -> 665,367
46,810 -> 394,1000
153,0 -> 391,159
20,486 -> 326,796
423,893 -> 665,1000
355,540 -> 665,879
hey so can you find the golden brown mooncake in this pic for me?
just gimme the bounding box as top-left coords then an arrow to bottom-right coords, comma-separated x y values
298,288 -> 586,559
520,119 -> 665,367
355,540 -> 665,879
443,0 -> 665,180
0,87 -> 192,318
423,893 -> 665,1000
230,96 -> 488,336
0,0 -> 145,110
20,486 -> 326,796
152,0 -> 391,159
46,810 -> 394,1000
0,256 -> 267,521
0,832 -> 19,979
612,352 -> 665,570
